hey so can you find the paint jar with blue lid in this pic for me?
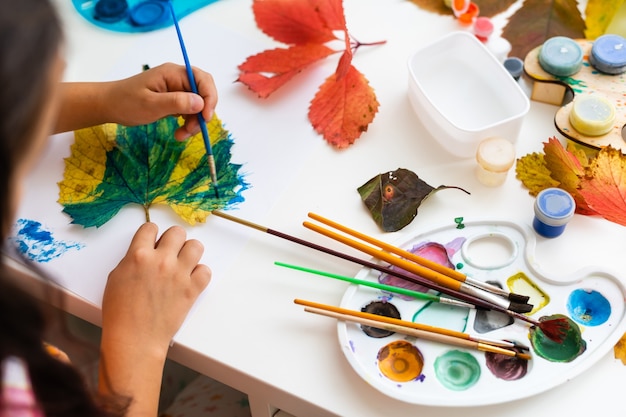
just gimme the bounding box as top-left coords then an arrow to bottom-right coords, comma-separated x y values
538,36 -> 583,77
589,34 -> 626,75
533,188 -> 576,238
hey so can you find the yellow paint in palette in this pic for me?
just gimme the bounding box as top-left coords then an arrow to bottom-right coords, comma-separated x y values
506,272 -> 550,316
377,340 -> 424,383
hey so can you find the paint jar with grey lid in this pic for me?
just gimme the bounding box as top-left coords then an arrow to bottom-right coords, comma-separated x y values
533,188 -> 576,238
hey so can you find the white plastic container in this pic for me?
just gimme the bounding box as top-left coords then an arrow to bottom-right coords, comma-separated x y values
407,31 -> 530,158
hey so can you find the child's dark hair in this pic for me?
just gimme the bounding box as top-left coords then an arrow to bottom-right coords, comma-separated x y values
0,1 -> 126,415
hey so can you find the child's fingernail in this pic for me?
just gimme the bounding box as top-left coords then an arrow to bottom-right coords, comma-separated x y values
190,94 -> 203,112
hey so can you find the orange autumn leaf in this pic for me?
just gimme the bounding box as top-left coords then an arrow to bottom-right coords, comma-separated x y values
543,137 -> 595,214
238,0 -> 383,148
578,147 -> 626,226
309,63 -> 379,148
517,138 -> 626,226
614,332 -> 626,365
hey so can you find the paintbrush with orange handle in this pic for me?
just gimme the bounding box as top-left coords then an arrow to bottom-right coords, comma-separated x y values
210,210 -> 569,342
295,299 -> 531,360
307,212 -> 529,303
302,220 -> 531,313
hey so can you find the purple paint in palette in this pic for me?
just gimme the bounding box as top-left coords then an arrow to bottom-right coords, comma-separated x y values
338,220 -> 626,406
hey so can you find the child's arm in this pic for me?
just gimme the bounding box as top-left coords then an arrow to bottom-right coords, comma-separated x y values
54,62 -> 218,141
98,222 -> 211,416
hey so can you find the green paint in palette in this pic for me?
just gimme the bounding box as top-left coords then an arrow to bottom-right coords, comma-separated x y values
530,314 -> 586,362
434,350 -> 481,391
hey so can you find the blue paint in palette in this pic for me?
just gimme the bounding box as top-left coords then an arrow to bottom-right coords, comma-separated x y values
10,219 -> 84,263
567,288 -> 611,326
72,0 -> 220,33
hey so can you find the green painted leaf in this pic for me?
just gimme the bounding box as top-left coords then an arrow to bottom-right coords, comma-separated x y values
357,168 -> 470,232
58,115 -> 247,228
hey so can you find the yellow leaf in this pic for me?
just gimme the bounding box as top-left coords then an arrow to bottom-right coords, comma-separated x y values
58,123 -> 117,204
515,152 -> 560,196
585,0 -> 626,39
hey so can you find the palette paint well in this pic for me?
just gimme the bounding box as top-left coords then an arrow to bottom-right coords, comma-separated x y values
337,220 -> 626,406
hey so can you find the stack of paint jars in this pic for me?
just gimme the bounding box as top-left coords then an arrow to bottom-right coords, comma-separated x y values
538,35 -> 625,137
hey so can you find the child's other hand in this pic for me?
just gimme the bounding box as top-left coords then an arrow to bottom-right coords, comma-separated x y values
101,222 -> 211,359
103,63 -> 218,141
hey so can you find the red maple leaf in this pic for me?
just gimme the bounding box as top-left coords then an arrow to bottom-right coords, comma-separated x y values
237,0 -> 384,148
237,44 -> 336,98
578,146 -> 626,226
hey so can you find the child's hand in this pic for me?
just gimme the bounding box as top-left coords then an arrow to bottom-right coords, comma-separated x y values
103,63 -> 218,141
101,222 -> 211,358
98,222 -> 211,413
55,63 -> 218,139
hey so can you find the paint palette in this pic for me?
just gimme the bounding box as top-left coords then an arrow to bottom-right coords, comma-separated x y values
338,220 -> 626,406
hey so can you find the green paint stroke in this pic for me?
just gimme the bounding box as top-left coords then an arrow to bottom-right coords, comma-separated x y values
61,116 -> 247,227
529,314 -> 586,363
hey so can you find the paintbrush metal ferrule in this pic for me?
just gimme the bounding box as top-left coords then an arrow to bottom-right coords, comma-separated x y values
464,277 -> 530,303
211,210 -> 268,232
459,282 -> 526,312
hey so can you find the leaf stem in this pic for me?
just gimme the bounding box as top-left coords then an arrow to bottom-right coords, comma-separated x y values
350,35 -> 387,53
144,205 -> 151,223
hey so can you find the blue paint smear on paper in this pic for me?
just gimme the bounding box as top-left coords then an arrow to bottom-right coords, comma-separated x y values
11,219 -> 84,263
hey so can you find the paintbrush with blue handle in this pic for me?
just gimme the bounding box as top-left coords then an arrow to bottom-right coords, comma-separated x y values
168,1 -> 219,198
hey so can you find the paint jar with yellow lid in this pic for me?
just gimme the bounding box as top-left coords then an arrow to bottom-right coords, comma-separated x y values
569,94 -> 616,136
475,136 -> 516,186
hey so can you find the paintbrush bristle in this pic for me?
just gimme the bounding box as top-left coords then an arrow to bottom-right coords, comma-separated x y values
508,293 -> 530,303
538,317 -> 571,343
508,302 -> 533,314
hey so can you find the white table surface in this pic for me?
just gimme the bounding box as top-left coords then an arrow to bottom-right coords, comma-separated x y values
13,0 -> 626,416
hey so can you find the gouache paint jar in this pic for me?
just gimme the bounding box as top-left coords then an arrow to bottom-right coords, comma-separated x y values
538,36 -> 583,77
589,34 -> 626,75
569,94 -> 616,136
533,188 -> 576,238
475,136 -> 516,186
504,57 -> 524,80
